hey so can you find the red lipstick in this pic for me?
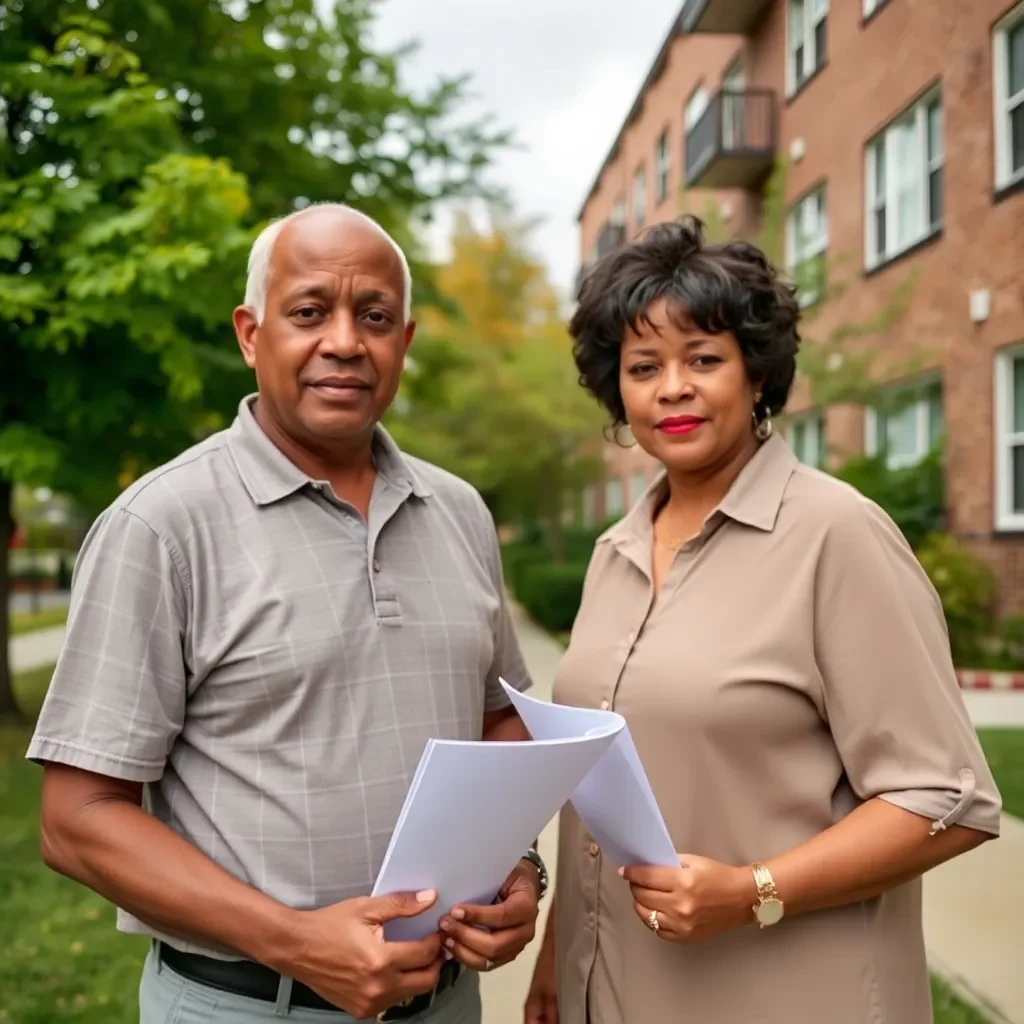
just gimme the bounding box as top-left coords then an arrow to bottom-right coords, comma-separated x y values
656,415 -> 705,435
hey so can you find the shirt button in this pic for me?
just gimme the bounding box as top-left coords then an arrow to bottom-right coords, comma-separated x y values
589,843 -> 600,857
372,559 -> 381,573
599,699 -> 610,711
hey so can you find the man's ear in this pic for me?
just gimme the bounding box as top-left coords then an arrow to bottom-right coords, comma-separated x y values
233,306 -> 259,369
403,318 -> 416,355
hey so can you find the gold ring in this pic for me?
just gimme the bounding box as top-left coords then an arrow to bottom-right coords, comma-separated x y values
647,909 -> 660,934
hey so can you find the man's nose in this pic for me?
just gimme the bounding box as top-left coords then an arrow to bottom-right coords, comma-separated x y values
319,313 -> 363,360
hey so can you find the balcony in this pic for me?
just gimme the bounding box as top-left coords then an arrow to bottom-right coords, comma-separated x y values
681,0 -> 773,34
684,88 -> 777,190
574,264 -> 590,299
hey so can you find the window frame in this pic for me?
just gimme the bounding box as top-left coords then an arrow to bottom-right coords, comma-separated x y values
604,476 -> 624,519
864,377 -> 943,470
655,131 -> 671,204
787,411 -> 826,467
995,344 -> 1024,532
864,87 -> 943,270
787,0 -> 829,96
993,2 -> 1024,193
632,165 -> 647,227
786,183 -> 828,307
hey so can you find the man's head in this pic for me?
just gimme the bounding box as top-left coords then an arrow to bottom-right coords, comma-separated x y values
233,203 -> 415,454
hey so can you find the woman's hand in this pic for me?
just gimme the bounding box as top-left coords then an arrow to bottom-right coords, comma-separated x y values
620,854 -> 754,945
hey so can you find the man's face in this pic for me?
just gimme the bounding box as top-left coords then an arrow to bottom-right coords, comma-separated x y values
233,210 -> 414,449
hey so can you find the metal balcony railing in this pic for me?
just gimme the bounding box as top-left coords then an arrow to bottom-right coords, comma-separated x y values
684,88 -> 777,189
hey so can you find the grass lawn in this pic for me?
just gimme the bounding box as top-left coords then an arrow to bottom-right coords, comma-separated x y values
10,604 -> 69,637
1,666 -> 1017,1023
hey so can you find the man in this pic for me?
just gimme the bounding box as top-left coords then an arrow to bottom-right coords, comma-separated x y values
28,204 -> 546,1023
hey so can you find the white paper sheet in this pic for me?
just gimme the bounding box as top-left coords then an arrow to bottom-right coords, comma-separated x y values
371,711 -> 621,940
501,681 -> 678,869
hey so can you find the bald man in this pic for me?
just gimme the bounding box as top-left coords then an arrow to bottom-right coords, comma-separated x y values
30,204 -> 545,1023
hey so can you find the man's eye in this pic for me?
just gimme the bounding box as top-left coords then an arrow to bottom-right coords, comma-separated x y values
364,310 -> 390,324
294,306 -> 323,320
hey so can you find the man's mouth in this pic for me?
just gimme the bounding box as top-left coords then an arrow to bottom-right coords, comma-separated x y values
655,416 -> 705,436
308,376 -> 372,394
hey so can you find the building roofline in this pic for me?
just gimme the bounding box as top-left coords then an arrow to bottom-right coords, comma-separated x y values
574,5 -> 687,224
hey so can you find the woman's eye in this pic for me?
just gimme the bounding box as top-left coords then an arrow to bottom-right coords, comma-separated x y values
693,355 -> 722,367
628,363 -> 657,376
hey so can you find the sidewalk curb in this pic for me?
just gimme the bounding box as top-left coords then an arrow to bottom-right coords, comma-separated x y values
958,671 -> 1024,691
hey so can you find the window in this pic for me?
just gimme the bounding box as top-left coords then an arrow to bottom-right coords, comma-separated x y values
632,166 -> 647,227
865,91 -> 943,268
995,346 -> 1024,530
629,470 -> 648,504
786,185 -> 828,306
994,3 -> 1024,192
788,412 -> 825,467
655,132 -> 670,204
787,0 -> 828,95
865,379 -> 943,469
605,477 -> 624,519
611,197 -> 626,225
722,59 -> 746,150
685,85 -> 709,131
863,0 -> 888,17
583,483 -> 598,527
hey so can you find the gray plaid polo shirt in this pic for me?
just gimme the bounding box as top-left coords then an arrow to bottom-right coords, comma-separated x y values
28,394 -> 532,958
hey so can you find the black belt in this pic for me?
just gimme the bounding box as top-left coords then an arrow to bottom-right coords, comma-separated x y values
158,943 -> 463,1021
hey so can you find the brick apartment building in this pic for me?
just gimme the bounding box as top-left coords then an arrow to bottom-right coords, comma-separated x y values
575,0 -> 1024,613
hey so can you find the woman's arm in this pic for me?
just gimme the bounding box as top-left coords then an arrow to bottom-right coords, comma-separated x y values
760,798 -> 989,917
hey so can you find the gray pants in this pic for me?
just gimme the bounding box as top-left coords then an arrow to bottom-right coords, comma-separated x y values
138,945 -> 482,1024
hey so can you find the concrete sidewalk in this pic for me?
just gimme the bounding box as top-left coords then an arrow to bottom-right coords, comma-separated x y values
493,605 -> 1024,1024
10,624 -> 66,675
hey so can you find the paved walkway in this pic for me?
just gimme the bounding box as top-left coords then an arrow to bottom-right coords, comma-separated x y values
10,624 -> 66,675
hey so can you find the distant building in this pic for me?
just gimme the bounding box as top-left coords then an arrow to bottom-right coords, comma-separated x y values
575,0 -> 1024,613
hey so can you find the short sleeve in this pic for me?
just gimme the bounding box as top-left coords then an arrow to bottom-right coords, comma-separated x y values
814,497 -> 1001,837
26,506 -> 190,783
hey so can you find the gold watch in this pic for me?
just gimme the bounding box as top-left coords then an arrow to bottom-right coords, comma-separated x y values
750,862 -> 784,928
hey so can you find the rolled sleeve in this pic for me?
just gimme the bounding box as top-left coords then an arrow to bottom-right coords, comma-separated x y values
814,497 -> 1001,837
26,506 -> 190,783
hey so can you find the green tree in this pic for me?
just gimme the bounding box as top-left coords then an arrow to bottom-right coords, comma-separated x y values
0,3 -> 505,718
386,211 -> 604,556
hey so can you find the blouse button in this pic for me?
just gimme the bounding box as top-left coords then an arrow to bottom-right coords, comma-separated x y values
588,912 -> 596,928
589,843 -> 600,857
599,699 -> 610,711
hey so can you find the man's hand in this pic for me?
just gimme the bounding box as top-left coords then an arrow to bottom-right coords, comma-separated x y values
285,889 -> 444,1019
439,859 -> 541,972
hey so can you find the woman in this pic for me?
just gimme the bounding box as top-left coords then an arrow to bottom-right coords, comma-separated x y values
524,217 -> 1001,1024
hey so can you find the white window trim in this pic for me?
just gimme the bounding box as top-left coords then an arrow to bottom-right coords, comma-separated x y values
786,185 -> 828,307
787,411 -> 825,467
655,132 -> 670,203
995,344 -> 1024,531
864,379 -> 941,470
864,89 -> 943,270
787,0 -> 829,97
685,85 -> 710,131
994,2 -> 1024,192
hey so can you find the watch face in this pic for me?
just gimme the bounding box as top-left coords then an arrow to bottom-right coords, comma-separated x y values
756,899 -> 784,926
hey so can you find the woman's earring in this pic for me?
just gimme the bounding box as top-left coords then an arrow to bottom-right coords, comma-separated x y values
752,393 -> 773,441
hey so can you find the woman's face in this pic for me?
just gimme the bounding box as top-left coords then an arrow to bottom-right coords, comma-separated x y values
619,297 -> 759,475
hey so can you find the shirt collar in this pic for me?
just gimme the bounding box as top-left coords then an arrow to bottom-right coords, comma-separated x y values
600,432 -> 797,552
227,394 -> 432,507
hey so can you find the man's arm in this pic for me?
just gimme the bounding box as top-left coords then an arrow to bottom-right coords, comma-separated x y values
482,705 -> 531,742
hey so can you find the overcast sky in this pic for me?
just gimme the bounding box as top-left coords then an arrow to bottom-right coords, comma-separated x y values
368,0 -> 680,298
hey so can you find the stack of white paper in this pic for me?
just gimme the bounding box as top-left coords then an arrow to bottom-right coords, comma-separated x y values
371,682 -> 676,941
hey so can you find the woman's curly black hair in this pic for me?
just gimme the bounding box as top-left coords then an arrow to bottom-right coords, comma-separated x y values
569,215 -> 801,428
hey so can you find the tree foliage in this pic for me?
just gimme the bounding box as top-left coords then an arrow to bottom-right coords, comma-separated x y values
0,0 -> 507,717
385,210 -> 605,549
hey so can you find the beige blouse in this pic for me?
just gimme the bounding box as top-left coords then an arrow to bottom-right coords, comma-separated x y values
552,433 -> 1001,1024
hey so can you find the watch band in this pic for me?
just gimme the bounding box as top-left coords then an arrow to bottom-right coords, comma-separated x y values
521,848 -> 549,899
751,862 -> 777,898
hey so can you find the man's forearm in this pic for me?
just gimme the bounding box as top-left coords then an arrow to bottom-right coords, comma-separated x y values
41,773 -> 302,971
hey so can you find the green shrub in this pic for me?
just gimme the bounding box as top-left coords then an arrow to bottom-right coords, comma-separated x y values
832,448 -> 944,551
916,533 -> 997,666
518,562 -> 589,632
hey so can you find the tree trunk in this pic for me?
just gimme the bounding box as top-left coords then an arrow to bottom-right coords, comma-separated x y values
0,477 -> 20,720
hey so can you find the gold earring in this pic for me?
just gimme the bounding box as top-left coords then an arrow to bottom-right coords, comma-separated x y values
752,393 -> 772,441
